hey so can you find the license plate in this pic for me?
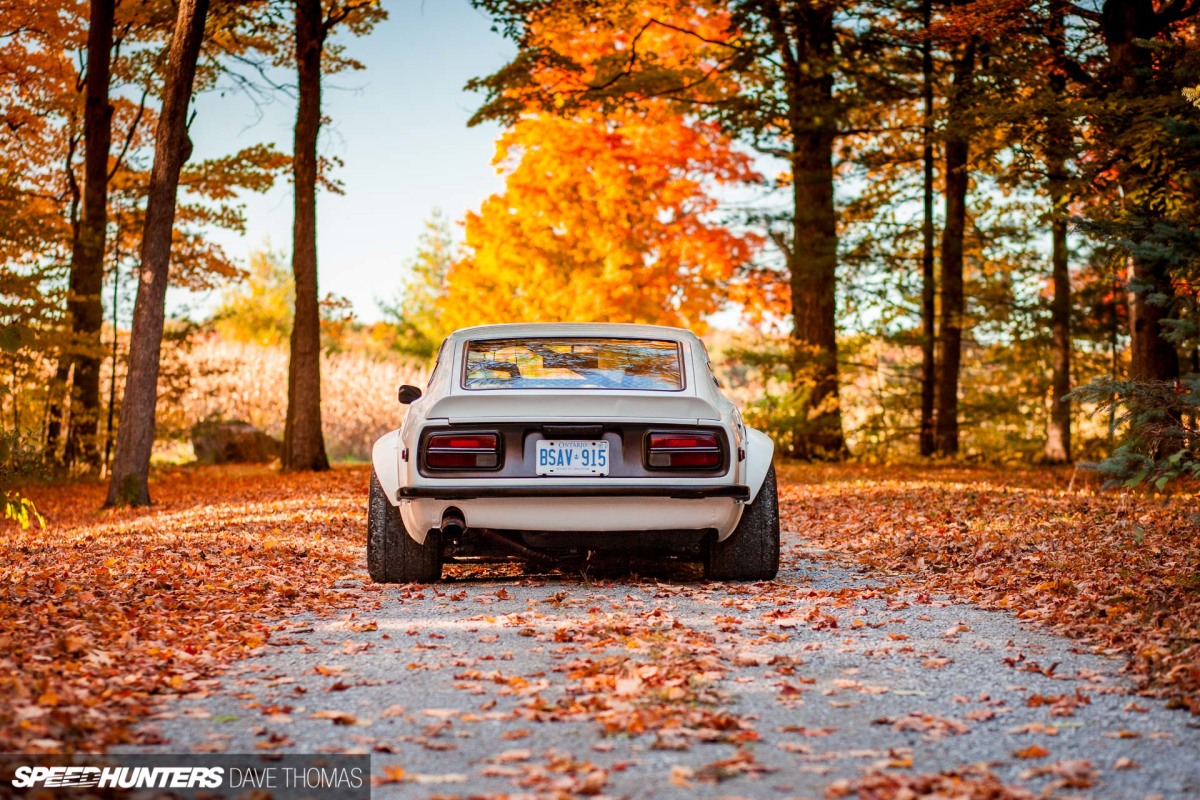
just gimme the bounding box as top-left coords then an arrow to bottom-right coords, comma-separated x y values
535,439 -> 609,476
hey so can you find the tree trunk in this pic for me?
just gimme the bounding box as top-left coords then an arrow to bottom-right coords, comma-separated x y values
1101,0 -> 1180,382
919,0 -> 936,458
1126,262 -> 1180,380
934,37 -> 975,457
63,0 -> 116,471
1044,0 -> 1072,463
45,132 -> 83,464
760,0 -> 845,459
105,0 -> 209,507
789,126 -> 844,460
44,361 -> 70,462
282,0 -> 330,472
1045,201 -> 1072,459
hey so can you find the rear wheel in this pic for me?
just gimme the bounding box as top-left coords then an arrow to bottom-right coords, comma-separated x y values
367,471 -> 441,583
705,465 -> 780,581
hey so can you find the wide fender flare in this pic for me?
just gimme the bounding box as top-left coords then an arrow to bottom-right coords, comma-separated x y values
371,429 -> 403,507
744,427 -> 775,505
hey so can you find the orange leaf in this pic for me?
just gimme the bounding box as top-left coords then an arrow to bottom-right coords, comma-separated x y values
1013,745 -> 1050,759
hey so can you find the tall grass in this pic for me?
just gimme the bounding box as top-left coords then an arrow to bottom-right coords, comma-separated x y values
156,337 -> 428,462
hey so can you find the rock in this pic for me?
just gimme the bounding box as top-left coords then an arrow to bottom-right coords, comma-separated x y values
191,420 -> 280,465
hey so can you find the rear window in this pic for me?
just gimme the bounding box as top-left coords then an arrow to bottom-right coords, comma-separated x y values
463,338 -> 685,391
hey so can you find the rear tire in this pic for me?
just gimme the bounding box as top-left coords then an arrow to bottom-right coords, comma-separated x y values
706,465 -> 780,581
367,471 -> 441,583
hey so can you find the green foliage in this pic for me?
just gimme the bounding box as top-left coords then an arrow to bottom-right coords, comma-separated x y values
208,245 -> 362,351
378,210 -> 457,360
720,337 -> 850,458
1073,378 -> 1200,490
212,248 -> 294,346
0,324 -> 33,354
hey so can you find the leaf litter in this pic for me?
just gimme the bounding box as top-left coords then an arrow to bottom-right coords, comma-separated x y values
5,462 -> 1199,798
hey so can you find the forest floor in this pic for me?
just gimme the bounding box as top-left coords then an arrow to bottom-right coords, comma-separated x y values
3,463 -> 1199,798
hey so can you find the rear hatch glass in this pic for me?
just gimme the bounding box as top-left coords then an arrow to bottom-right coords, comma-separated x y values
463,338 -> 685,391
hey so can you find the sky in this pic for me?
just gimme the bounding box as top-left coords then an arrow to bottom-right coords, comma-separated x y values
183,0 -> 515,323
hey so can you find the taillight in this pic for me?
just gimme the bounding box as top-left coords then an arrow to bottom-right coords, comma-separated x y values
645,431 -> 721,469
425,432 -> 501,469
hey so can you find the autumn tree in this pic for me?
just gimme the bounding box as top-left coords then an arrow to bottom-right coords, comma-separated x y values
1,2 -> 83,466
932,6 -> 976,457
919,0 -> 937,457
470,0 -> 929,458
42,0 -> 179,469
955,1 -> 1098,462
283,0 -> 385,473
0,0 -> 287,478
106,0 -> 210,506
1040,0 -> 1075,463
748,1 -> 859,459
428,105 -> 759,334
777,0 -> 1094,460
53,0 -> 116,471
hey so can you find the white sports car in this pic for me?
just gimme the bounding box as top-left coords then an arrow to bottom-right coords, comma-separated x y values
368,322 -> 779,582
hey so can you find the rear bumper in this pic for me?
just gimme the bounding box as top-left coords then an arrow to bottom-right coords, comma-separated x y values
398,484 -> 750,501
397,492 -> 745,544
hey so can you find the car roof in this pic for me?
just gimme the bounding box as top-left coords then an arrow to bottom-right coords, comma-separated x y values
447,322 -> 702,343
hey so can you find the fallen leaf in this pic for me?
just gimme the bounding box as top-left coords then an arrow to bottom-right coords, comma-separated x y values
1013,745 -> 1050,759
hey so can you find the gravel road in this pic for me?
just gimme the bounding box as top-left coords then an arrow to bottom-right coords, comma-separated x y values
128,533 -> 1200,799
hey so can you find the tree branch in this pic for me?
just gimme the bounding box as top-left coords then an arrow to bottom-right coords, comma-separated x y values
768,229 -> 792,262
109,89 -> 148,182
758,0 -> 802,85
583,20 -> 653,92
322,0 -> 377,37
1067,3 -> 1102,23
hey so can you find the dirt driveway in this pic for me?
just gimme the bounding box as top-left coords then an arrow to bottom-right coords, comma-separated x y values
126,539 -> 1200,799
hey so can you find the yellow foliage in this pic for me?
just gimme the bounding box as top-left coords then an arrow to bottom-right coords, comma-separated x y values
212,248 -> 294,347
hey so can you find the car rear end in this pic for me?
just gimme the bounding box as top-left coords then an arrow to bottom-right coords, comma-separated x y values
394,329 -> 749,565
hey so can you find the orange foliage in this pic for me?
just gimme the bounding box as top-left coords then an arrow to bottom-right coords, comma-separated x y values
434,0 -> 759,332
438,106 -> 760,331
0,0 -> 289,294
0,2 -> 82,268
514,0 -> 740,101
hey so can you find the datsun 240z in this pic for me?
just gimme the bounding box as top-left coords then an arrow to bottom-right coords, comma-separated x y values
368,323 -> 779,582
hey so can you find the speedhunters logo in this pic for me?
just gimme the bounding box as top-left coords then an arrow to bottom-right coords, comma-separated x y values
12,766 -> 224,790
1,755 -> 370,799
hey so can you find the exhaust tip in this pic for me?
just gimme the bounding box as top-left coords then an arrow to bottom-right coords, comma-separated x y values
441,508 -> 466,537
